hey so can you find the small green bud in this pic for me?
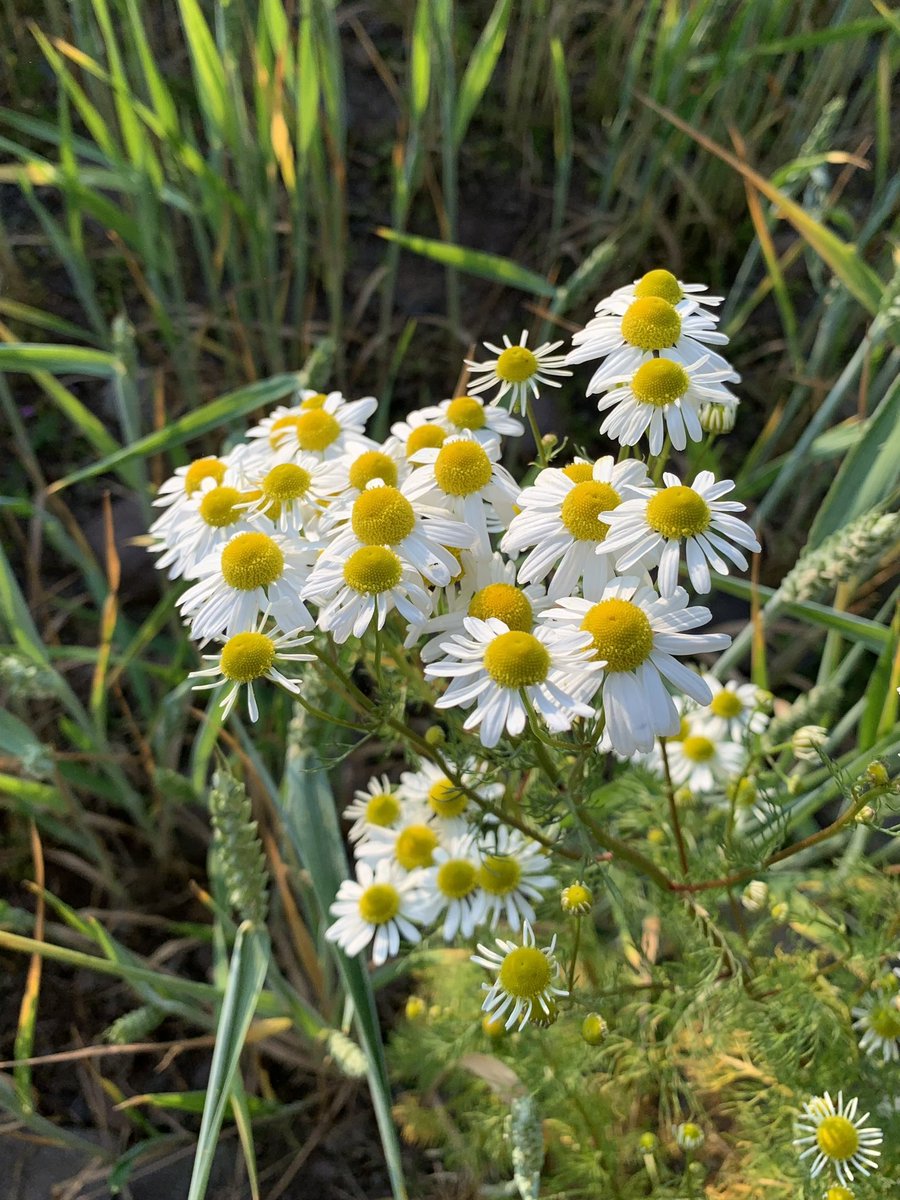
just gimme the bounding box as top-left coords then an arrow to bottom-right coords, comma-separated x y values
639,1131 -> 658,1152
424,725 -> 445,747
581,1012 -> 608,1045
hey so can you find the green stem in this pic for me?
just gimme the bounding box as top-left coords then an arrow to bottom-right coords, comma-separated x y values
523,395 -> 548,467
659,739 -> 689,876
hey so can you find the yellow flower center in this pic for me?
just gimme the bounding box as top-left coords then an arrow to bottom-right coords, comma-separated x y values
395,823 -> 439,870
348,450 -> 398,490
561,883 -> 592,913
468,583 -> 533,632
198,485 -> 247,528
446,395 -> 487,430
824,1188 -> 855,1200
681,735 -> 716,763
261,463 -> 312,503
483,630 -> 550,688
870,1002 -> 900,1039
681,1122 -> 702,1141
364,792 -> 402,827
646,486 -> 711,539
342,545 -> 403,595
620,297 -> 682,351
427,778 -> 468,819
300,392 -> 327,409
634,268 -> 683,305
184,457 -> 226,495
433,441 -> 494,496
496,345 -> 538,383
561,462 -> 594,483
581,598 -> 653,671
268,414 -> 301,449
220,532 -> 285,590
631,358 -> 690,408
219,631 -> 277,683
293,408 -> 341,452
406,424 -> 445,457
710,689 -> 744,719
358,882 -> 400,925
436,858 -> 478,899
498,945 -> 551,999
560,480 -> 621,542
815,1115 -> 860,1162
351,486 -> 416,545
479,853 -> 522,896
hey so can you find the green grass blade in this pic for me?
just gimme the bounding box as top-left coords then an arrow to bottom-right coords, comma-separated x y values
0,343 -> 121,376
376,227 -> 556,298
453,0 -> 512,147
280,735 -> 408,1200
187,922 -> 270,1200
858,604 -> 899,751
49,371 -> 306,493
175,0 -> 230,145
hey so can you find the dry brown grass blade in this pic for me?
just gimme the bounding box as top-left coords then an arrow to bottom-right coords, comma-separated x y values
13,821 -> 46,1109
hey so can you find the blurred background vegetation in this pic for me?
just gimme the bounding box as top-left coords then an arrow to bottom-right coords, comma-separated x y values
0,1 -> 897,1196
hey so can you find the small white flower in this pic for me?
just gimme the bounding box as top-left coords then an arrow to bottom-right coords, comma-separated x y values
189,616 -> 313,722
601,471 -> 760,595
343,775 -> 406,844
674,1122 -> 705,1151
417,834 -> 487,940
794,1092 -> 882,1186
241,454 -> 347,535
477,825 -> 557,931
355,811 -> 443,873
178,531 -> 317,641
425,616 -> 600,749
399,759 -> 501,833
472,920 -> 568,1031
464,330 -> 572,414
388,410 -> 449,464
304,544 -> 433,643
594,269 -> 724,314
588,354 -> 738,455
501,456 -> 650,598
418,394 -> 524,445
325,859 -> 423,966
540,577 -> 731,756
150,454 -> 228,531
245,390 -> 377,463
662,721 -> 747,794
150,472 -> 260,581
699,675 -> 769,740
852,993 -> 900,1063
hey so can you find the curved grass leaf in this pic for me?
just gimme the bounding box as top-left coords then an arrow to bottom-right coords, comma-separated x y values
376,227 -> 556,298
0,343 -> 121,376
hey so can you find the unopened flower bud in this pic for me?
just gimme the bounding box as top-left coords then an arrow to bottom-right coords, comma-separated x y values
532,999 -> 559,1028
741,880 -> 768,912
675,1121 -> 705,1150
561,882 -> 593,915
482,1014 -> 506,1038
405,996 -> 426,1021
864,760 -> 889,787
639,1131 -> 658,1152
424,725 -> 445,747
541,432 -> 558,453
581,1012 -> 608,1045
855,805 -> 875,823
647,827 -> 666,844
791,724 -> 828,761
699,401 -> 737,435
770,901 -> 789,923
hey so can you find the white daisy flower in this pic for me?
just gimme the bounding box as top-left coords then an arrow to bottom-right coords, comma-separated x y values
472,920 -> 568,1030
389,410 -> 448,463
406,551 -> 547,663
405,431 -> 520,557
418,394 -> 525,445
343,774 -> 406,844
852,993 -> 900,1063
699,675 -> 769,740
189,616 -> 314,722
501,456 -> 650,598
794,1092 -> 882,1186
317,479 -> 475,588
342,445 -> 407,494
566,295 -> 737,382
246,390 -> 377,463
601,471 -> 760,595
325,858 -> 423,966
540,577 -> 731,756
303,544 -> 432,643
593,268 -> 724,314
178,530 -> 316,641
399,759 -> 502,833
417,833 -> 487,940
587,354 -> 738,455
150,454 -> 228,530
354,810 -> 442,873
149,474 -> 261,581
241,454 -> 346,534
464,329 -> 572,414
674,1122 -> 705,1151
477,825 -> 556,931
425,616 -> 600,749
662,719 -> 747,794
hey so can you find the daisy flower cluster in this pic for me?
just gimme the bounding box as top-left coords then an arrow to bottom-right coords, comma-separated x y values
149,266 -> 764,1018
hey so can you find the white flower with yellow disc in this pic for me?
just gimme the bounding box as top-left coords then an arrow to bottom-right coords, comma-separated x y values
477,825 -> 556,931
341,446 -> 408,495
178,530 -> 316,641
418,394 -> 524,445
245,390 -> 377,464
150,473 -> 261,580
405,431 -> 519,557
501,456 -> 650,598
567,294 -> 737,382
540,577 -> 730,756
389,410 -> 448,464
304,543 -> 432,643
601,471 -> 760,595
189,617 -> 313,722
464,330 -> 572,414
699,675 -> 768,740
241,453 -> 346,534
399,758 -> 503,834
592,268 -> 724,315
662,719 -> 747,794
425,616 -> 600,749
793,1092 -> 882,1186
325,858 -> 424,966
354,809 -> 443,874
150,454 -> 229,533
417,833 -> 487,940
317,479 -> 475,588
472,920 -> 568,1030
852,991 -> 900,1063
588,354 -> 738,455
343,774 -> 406,844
